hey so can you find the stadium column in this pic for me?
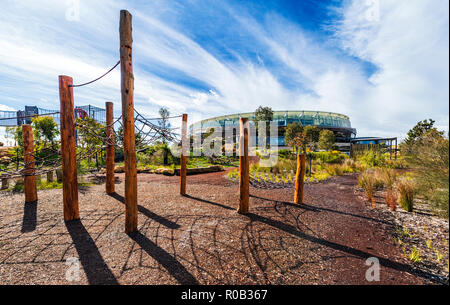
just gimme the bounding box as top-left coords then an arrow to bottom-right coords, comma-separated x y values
237,117 -> 249,214
58,75 -> 79,221
105,101 -> 115,194
120,10 -> 138,234
180,114 -> 188,195
22,124 -> 37,203
294,154 -> 306,204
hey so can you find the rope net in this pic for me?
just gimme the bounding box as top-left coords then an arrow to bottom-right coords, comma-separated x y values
0,108 -> 183,179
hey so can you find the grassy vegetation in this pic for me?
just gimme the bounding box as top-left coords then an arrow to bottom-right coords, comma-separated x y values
10,177 -> 92,192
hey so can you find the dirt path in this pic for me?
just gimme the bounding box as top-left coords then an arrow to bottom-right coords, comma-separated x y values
0,172 -> 429,284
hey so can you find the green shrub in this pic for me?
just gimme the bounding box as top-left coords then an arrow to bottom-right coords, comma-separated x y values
311,151 -> 346,164
358,150 -> 387,167
358,170 -> 375,201
272,158 -> 297,175
404,130 -> 448,218
396,176 -> 416,212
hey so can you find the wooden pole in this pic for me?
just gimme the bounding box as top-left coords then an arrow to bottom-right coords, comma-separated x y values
180,113 -> 188,195
294,154 -> 306,204
120,10 -> 137,233
1,177 -> 9,190
105,101 -> 115,194
59,75 -> 79,221
237,118 -> 249,214
22,124 -> 37,203
395,138 -> 398,160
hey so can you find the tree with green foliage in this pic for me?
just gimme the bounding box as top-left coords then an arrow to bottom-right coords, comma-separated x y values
254,106 -> 274,148
31,116 -> 59,145
254,106 -> 274,123
303,126 -> 320,151
76,116 -> 106,168
5,126 -> 23,149
404,119 -> 443,146
406,128 -> 449,218
158,107 -> 172,164
318,129 -> 336,151
284,122 -> 304,153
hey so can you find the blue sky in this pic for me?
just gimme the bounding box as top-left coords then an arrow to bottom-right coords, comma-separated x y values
0,0 -> 448,144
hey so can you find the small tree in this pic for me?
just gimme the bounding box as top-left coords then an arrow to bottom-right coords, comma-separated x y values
406,129 -> 449,218
318,129 -> 336,151
404,119 -> 443,147
254,106 -> 274,123
303,126 -> 320,152
31,116 -> 59,145
76,117 -> 105,168
285,122 -> 304,153
158,107 -> 172,165
254,106 -> 274,148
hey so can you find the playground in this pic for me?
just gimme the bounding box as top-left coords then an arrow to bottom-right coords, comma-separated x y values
0,170 -> 433,285
0,9 -> 448,286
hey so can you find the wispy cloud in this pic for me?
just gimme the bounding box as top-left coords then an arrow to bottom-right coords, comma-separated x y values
0,0 -> 448,141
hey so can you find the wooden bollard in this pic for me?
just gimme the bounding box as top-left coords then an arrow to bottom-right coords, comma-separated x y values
1,177 -> 9,190
46,171 -> 54,182
22,124 -> 37,203
180,113 -> 188,195
59,75 -> 79,221
56,169 -> 63,182
294,154 -> 306,204
237,118 -> 249,214
120,10 -> 138,233
105,101 -> 115,194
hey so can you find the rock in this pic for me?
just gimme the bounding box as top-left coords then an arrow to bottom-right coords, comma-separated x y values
162,169 -> 175,176
114,166 -> 124,173
174,165 -> 224,176
155,168 -> 166,174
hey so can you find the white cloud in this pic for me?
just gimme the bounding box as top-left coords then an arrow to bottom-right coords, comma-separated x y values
333,0 -> 449,138
0,0 -> 447,142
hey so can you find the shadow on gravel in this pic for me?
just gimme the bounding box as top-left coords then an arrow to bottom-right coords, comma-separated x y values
108,192 -> 180,229
246,212 -> 440,284
128,231 -> 199,285
21,201 -> 37,233
65,219 -> 118,285
250,194 -> 393,225
183,194 -> 234,211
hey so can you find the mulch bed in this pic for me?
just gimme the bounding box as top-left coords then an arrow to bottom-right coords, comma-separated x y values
0,171 -> 442,284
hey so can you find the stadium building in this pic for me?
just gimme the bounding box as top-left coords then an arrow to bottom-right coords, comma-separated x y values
189,110 -> 357,152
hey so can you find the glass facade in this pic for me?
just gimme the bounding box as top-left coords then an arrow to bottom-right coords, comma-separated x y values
190,110 -> 356,145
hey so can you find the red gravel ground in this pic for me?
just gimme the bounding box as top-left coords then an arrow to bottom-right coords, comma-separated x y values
0,171 -> 430,284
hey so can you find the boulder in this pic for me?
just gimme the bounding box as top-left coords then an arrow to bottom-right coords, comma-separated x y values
114,166 -> 125,173
174,165 -> 224,176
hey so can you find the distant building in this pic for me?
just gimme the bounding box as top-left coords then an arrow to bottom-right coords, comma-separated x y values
190,110 -> 357,151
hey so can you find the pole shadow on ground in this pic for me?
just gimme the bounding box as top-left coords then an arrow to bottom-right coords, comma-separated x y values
180,193 -> 440,284
128,231 -> 199,285
250,194 -> 393,225
108,192 -> 180,229
65,219 -> 118,284
245,212 -> 440,284
183,194 -> 234,211
21,201 -> 37,233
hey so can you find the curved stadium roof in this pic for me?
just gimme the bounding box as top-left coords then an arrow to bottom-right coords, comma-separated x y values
190,110 -> 355,132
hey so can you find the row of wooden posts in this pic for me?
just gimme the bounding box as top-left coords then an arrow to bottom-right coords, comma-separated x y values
17,114 -> 306,233
236,118 -> 306,214
16,10 -> 306,234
